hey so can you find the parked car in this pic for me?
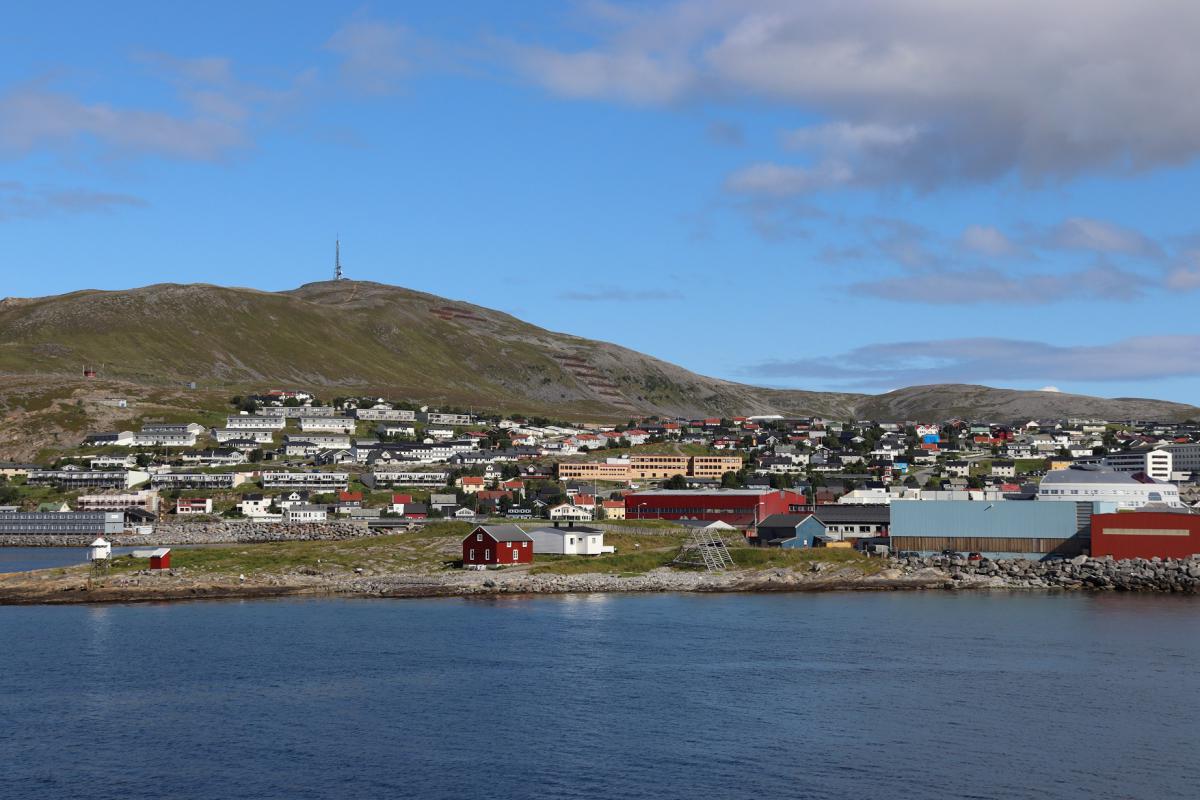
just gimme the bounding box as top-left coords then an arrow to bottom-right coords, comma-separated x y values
940,549 -> 964,559
897,550 -> 920,559
967,552 -> 983,562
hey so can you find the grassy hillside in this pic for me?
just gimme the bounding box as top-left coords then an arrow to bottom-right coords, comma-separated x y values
0,280 -> 1194,461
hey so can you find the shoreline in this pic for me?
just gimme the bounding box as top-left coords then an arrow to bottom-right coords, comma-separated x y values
4,555 -> 1199,605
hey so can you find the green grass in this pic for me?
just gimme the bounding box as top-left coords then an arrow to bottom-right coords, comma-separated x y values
106,522 -> 473,577
728,546 -> 884,574
529,549 -> 679,576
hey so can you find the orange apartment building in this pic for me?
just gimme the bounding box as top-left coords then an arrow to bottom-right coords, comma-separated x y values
558,455 -> 743,483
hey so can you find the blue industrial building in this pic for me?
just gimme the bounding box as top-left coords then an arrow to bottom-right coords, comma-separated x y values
889,500 -> 1091,557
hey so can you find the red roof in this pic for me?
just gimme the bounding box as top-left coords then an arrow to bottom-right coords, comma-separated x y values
338,491 -> 363,502
461,476 -> 485,485
391,493 -> 413,504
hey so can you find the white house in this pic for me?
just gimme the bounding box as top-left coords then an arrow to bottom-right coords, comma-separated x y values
283,505 -> 328,524
238,494 -> 273,517
528,525 -> 615,556
549,503 -> 593,522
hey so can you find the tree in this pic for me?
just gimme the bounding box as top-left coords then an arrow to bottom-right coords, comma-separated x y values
663,473 -> 688,490
720,471 -> 743,488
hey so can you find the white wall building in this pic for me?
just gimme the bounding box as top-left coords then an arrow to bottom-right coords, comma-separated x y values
528,525 -> 615,556
283,505 -> 328,524
1038,466 -> 1181,509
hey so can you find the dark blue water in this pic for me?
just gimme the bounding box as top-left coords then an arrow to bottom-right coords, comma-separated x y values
0,546 -> 146,573
2,593 -> 1197,800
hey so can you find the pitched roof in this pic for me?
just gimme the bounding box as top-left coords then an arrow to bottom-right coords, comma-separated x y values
468,524 -> 531,542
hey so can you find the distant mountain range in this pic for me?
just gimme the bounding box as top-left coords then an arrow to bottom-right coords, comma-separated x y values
1,280 -> 1196,423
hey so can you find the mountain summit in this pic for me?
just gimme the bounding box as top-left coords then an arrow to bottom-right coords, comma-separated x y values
0,280 -> 1194,422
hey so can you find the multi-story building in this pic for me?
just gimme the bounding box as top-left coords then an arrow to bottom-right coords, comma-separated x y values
299,417 -> 356,434
131,431 -> 198,448
0,511 -> 125,536
260,472 -> 350,490
213,428 -> 275,444
76,490 -> 161,514
1156,443 -> 1200,479
1099,449 -> 1173,482
284,434 -> 352,449
558,455 -> 744,483
28,469 -> 149,490
361,471 -> 449,488
624,488 -> 807,526
175,497 -> 214,515
259,405 -> 337,418
145,422 -> 205,435
355,408 -> 417,421
1038,466 -> 1181,509
151,472 -> 247,490
418,411 -> 476,427
688,456 -> 744,479
224,415 -> 287,430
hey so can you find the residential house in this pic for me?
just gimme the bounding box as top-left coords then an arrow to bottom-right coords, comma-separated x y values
461,524 -> 533,567
175,498 -> 213,515
527,524 -> 614,556
283,505 -> 328,524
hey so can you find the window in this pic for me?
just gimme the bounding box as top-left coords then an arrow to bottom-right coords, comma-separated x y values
485,549 -> 491,560
468,550 -> 475,561
512,549 -> 519,561
476,532 -> 483,541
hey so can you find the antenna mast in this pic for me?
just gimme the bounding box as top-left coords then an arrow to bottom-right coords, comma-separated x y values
335,238 -> 344,281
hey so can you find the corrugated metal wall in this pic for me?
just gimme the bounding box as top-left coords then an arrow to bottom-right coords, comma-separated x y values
891,500 -> 1083,540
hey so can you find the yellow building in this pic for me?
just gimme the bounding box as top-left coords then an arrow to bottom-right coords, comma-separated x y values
557,455 -> 744,483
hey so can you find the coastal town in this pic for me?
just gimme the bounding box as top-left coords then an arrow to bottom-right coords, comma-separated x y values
2,387 -> 1200,595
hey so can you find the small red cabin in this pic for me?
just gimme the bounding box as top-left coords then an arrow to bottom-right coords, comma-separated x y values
462,525 -> 533,568
131,547 -> 172,570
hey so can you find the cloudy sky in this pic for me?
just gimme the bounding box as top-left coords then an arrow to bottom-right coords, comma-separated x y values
3,1 -> 1199,403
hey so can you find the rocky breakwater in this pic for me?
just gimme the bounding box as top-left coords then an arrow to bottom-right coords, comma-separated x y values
0,520 -> 412,548
894,553 -> 1200,593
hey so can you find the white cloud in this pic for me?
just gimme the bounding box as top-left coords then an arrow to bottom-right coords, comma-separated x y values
0,181 -> 146,221
1046,217 -> 1163,258
747,335 -> 1200,388
1039,386 -> 1062,393
504,1 -> 1200,190
961,225 -> 1018,257
325,17 -> 416,95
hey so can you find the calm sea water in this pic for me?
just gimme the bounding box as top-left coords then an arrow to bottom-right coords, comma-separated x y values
1,592 -> 1197,800
0,546 -> 145,573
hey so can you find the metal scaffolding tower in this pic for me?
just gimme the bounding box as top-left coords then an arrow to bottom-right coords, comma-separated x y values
673,527 -> 735,571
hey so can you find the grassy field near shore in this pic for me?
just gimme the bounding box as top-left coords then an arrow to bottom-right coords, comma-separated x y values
74,523 -> 881,583
104,522 -> 474,577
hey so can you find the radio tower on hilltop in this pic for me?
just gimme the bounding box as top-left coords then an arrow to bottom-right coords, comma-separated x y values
334,238 -> 346,281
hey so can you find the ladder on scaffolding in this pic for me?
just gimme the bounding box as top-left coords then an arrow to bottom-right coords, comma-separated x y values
673,527 -> 735,571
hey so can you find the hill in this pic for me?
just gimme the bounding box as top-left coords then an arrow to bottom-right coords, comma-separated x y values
0,281 -> 1194,456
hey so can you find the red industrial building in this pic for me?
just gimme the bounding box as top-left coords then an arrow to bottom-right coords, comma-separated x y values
624,488 -> 807,527
462,524 -> 533,567
1091,513 -> 1200,560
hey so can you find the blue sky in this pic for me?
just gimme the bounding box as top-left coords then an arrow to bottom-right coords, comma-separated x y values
3,1 -> 1199,404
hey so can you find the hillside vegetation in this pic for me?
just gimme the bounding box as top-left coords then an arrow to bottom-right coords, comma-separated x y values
0,280 -> 1194,460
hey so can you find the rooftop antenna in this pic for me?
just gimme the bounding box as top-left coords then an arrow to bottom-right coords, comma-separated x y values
334,237 -> 345,281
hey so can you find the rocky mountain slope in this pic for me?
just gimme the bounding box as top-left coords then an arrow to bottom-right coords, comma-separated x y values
0,280 -> 1195,426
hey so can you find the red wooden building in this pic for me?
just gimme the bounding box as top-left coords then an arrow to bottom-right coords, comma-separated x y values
462,525 -> 533,568
1091,512 -> 1200,560
623,489 -> 807,527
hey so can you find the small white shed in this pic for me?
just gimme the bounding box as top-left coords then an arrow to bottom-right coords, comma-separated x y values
528,525 -> 615,556
88,537 -> 112,561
